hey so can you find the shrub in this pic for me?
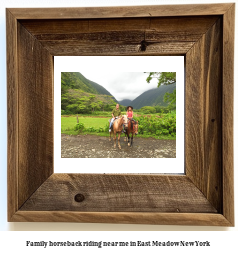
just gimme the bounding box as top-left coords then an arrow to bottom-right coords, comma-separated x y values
74,123 -> 85,133
134,113 -> 176,137
140,106 -> 156,114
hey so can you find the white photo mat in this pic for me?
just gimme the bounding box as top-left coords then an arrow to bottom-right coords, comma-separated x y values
54,56 -> 184,174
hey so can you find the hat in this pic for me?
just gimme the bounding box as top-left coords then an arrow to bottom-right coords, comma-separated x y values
126,106 -> 133,110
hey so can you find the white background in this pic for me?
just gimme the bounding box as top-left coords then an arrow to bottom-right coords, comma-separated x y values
54,56 -> 184,173
0,0 -> 237,253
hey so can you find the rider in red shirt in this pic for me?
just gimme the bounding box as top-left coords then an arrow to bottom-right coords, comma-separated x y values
126,106 -> 133,119
126,106 -> 135,130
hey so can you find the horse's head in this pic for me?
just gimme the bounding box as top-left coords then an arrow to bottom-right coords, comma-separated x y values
133,121 -> 138,135
122,115 -> 128,128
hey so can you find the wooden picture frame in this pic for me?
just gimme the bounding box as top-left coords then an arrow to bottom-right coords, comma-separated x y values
7,3 -> 234,226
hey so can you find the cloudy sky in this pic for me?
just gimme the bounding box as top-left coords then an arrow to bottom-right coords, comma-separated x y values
55,56 -> 184,102
79,71 -> 159,101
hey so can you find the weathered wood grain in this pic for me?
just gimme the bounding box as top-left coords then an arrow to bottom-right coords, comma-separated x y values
6,4 -> 234,225
20,16 -> 218,34
20,174 -> 217,213
8,4 -> 233,19
6,9 -> 18,221
20,18 -> 150,34
11,211 -> 232,226
18,23 -> 54,208
186,18 -> 223,212
38,41 -> 193,56
34,31 -> 201,43
222,4 -> 235,226
19,17 -> 218,56
149,16 -> 219,35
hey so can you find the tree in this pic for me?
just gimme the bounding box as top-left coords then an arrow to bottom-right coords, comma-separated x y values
110,104 -> 116,111
119,105 -> 126,111
140,106 -> 156,114
61,96 -> 68,110
89,95 -> 96,101
66,104 -> 78,114
78,96 -> 89,103
155,105 -> 168,113
146,72 -> 176,87
146,72 -> 176,106
164,90 -> 176,112
98,100 -> 105,111
164,89 -> 176,105
90,102 -> 99,112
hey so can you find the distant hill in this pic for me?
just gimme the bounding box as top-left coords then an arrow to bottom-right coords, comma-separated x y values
119,99 -> 132,106
61,72 -> 118,114
130,82 -> 176,109
61,72 -> 117,101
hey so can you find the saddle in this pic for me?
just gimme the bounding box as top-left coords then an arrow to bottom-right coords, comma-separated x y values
110,117 -> 118,130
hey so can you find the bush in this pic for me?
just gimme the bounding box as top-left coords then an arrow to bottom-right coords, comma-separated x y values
74,123 -> 85,133
97,127 -> 104,132
140,106 -> 156,114
154,106 -> 170,113
86,127 -> 96,132
134,113 -> 176,137
61,109 -> 73,115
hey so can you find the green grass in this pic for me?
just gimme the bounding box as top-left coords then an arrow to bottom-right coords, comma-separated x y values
61,114 -> 176,140
61,130 -> 108,137
61,116 -> 109,131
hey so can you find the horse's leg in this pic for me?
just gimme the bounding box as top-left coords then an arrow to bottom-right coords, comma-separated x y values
124,131 -> 128,142
109,131 -> 112,141
128,134 -> 130,147
113,132 -> 117,148
118,133 -> 121,149
131,134 -> 133,147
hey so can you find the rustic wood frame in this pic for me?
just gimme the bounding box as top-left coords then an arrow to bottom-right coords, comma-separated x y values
7,4 -> 234,226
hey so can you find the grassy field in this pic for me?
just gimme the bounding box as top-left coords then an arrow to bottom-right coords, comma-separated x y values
61,114 -> 176,140
61,116 -> 108,131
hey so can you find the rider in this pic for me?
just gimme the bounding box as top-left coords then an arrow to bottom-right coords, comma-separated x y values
126,106 -> 134,120
109,104 -> 122,132
126,106 -> 135,128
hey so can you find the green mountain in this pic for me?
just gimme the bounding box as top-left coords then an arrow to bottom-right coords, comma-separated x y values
130,82 -> 176,109
119,99 -> 132,106
61,72 -> 118,114
61,72 -> 116,100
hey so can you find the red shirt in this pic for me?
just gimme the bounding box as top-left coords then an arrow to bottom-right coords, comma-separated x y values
127,111 -> 133,117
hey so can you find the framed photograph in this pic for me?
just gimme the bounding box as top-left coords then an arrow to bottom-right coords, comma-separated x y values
7,3 -> 234,225
54,56 -> 184,174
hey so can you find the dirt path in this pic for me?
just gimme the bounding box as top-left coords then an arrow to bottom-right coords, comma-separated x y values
61,134 -> 176,158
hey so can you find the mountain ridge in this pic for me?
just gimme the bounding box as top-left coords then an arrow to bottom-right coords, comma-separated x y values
61,72 -> 117,101
119,82 -> 176,109
61,72 -> 176,110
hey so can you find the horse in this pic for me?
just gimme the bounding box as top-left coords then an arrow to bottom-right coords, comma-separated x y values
124,119 -> 138,147
109,116 -> 126,149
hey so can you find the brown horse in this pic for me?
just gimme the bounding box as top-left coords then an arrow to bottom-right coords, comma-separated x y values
125,119 -> 138,147
109,116 -> 126,149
